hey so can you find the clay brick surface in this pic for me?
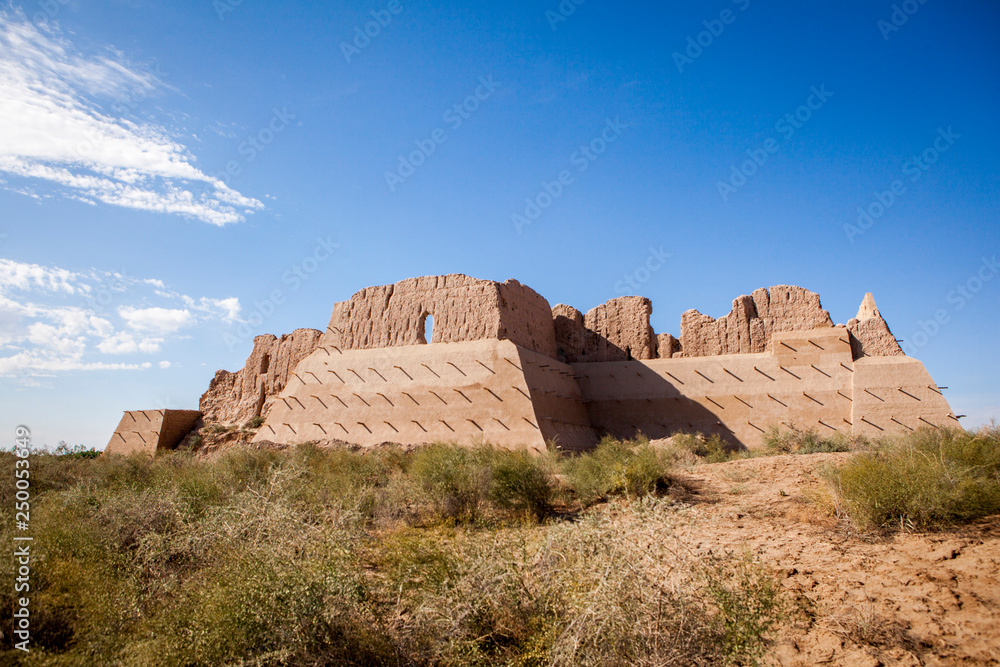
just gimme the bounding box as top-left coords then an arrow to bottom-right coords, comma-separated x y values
200,328 -> 323,425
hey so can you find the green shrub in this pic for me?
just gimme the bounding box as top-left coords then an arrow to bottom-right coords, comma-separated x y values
490,449 -> 553,519
53,441 -> 101,458
411,443 -> 494,521
825,426 -> 1000,531
0,442 -> 786,666
702,552 -> 784,662
244,415 -> 266,429
562,435 -> 672,505
764,425 -> 854,454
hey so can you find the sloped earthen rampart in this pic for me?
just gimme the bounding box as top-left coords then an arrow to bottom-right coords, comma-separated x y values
105,409 -> 201,457
107,275 -> 957,455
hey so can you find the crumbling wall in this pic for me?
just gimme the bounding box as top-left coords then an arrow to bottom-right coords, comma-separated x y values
105,409 -> 201,457
679,286 -> 833,357
552,304 -> 586,363
552,297 -> 656,363
160,278 -> 953,454
322,274 -> 557,357
657,333 -> 681,359
847,293 -> 904,359
200,328 -> 323,425
582,296 -> 656,361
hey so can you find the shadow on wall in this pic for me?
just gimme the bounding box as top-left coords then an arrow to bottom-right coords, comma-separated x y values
580,362 -> 739,445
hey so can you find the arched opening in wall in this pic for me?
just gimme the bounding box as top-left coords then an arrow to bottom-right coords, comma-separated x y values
418,312 -> 434,344
259,353 -> 270,374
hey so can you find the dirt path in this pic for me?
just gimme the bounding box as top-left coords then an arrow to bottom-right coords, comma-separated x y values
669,453 -> 1000,666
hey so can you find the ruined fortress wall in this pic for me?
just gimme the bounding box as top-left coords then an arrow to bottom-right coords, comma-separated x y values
322,274 -> 557,358
574,325 -> 955,447
253,339 -> 564,452
852,356 -> 956,437
679,286 -> 834,357
105,409 -> 201,457
122,279 -> 956,455
847,293 -> 905,359
517,346 -> 597,451
200,328 -> 323,425
552,297 -> 656,363
574,327 -> 856,446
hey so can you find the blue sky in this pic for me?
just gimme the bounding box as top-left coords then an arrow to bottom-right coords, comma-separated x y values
1,0 -> 997,448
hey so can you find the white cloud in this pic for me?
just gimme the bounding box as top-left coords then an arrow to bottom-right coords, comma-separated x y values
0,258 -> 83,294
96,332 -> 163,354
0,11 -> 263,225
182,295 -> 242,323
158,360 -> 171,369
0,258 -> 240,378
119,305 -> 195,335
0,350 -> 149,374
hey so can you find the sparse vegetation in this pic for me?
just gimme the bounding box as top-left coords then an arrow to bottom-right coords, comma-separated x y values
673,432 -> 742,463
824,425 -> 1000,531
763,425 -> 856,454
0,439 -> 785,666
561,434 -> 675,504
244,415 -> 266,429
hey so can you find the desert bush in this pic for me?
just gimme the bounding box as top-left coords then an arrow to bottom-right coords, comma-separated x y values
702,552 -> 784,663
244,415 -> 266,429
52,441 -> 101,458
388,498 -> 783,666
411,443 -> 495,521
764,425 -> 854,454
0,443 -> 784,666
489,449 -> 553,519
562,435 -> 672,505
682,433 -> 741,463
825,426 -> 1000,531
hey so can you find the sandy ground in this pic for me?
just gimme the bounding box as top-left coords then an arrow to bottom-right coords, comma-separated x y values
668,453 -> 1000,666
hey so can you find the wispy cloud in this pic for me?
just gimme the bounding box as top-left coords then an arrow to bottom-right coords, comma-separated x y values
0,258 -> 241,377
0,11 -> 263,225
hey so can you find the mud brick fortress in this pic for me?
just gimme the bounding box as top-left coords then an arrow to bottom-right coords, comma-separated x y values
106,275 -> 957,456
